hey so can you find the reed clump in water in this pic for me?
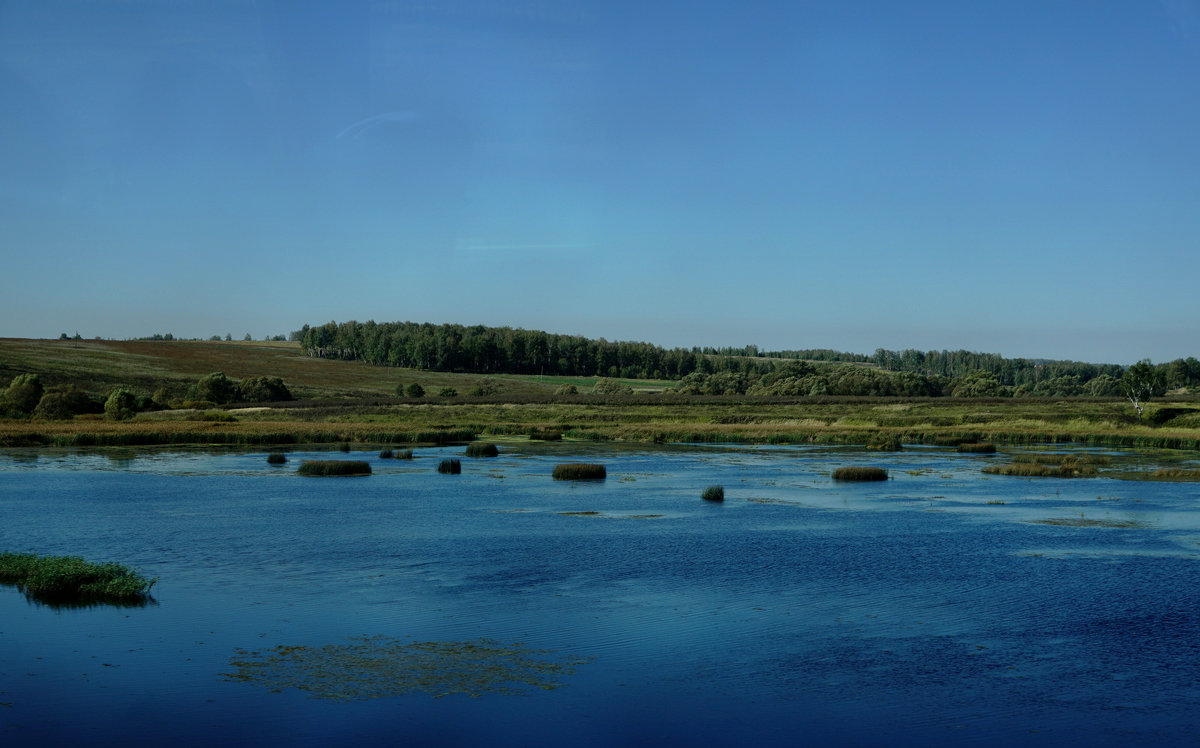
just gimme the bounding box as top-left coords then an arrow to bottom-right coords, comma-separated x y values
379,448 -> 394,459
438,458 -> 462,474
552,463 -> 607,480
465,442 -> 499,457
0,551 -> 157,605
297,460 -> 372,477
267,452 -> 288,464
832,466 -> 889,482
701,485 -> 725,501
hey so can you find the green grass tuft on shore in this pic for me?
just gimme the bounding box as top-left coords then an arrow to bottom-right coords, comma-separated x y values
0,551 -> 157,606
297,460 -> 371,477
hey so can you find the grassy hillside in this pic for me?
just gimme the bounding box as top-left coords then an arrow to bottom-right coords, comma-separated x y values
0,338 -> 669,400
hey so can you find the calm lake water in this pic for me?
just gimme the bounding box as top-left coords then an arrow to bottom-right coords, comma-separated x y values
3,443 -> 1200,746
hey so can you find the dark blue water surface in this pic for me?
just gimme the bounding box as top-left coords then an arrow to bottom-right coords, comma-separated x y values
3,443 -> 1200,746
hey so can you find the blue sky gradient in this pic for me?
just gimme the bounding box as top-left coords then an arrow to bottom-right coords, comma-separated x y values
2,1 -> 1197,363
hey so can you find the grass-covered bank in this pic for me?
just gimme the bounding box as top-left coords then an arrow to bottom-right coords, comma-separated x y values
7,398 -> 1200,450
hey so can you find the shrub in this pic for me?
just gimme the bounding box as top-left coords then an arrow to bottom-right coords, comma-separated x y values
555,384 -> 579,396
958,442 -> 997,453
405,383 -> 425,398
702,485 -> 725,501
865,433 -> 902,451
297,460 -> 371,477
553,463 -> 607,480
2,373 -> 44,416
0,551 -> 157,606
465,442 -> 499,457
104,389 -> 138,421
593,378 -> 633,396
267,452 -> 288,464
438,458 -> 462,474
438,387 -> 458,398
469,380 -> 499,397
529,428 -> 564,441
832,467 -> 888,482
192,372 -> 237,404
238,376 -> 293,402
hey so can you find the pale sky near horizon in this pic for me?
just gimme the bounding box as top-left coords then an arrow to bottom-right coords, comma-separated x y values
2,0 -> 1198,365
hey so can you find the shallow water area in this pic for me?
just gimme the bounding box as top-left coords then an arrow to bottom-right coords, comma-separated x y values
3,443 -> 1200,745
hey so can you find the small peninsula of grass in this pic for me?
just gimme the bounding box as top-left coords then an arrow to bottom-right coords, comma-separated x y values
297,460 -> 372,477
0,551 -> 157,606
832,466 -> 889,482
957,442 -> 997,453
553,463 -> 607,481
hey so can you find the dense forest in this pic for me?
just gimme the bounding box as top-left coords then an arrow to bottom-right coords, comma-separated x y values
295,320 -> 1200,398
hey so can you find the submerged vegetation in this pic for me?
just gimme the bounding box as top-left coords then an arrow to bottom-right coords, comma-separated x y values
553,463 -> 607,481
297,460 -> 371,477
222,637 -> 590,700
0,551 -> 157,606
832,467 -> 889,482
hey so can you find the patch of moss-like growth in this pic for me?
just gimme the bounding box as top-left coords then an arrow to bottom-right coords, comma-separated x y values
222,637 -> 590,699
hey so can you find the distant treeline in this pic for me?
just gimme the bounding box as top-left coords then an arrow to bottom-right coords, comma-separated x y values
295,320 -> 1200,397
296,321 -> 715,379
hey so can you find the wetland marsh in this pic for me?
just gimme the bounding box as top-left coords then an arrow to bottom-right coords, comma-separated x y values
3,442 -> 1200,745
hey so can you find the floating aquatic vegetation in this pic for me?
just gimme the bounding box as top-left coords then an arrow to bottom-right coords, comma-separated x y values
222,637 -> 589,700
1032,517 -> 1145,528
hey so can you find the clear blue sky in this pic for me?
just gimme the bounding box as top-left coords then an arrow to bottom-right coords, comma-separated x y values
2,1 -> 1197,364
